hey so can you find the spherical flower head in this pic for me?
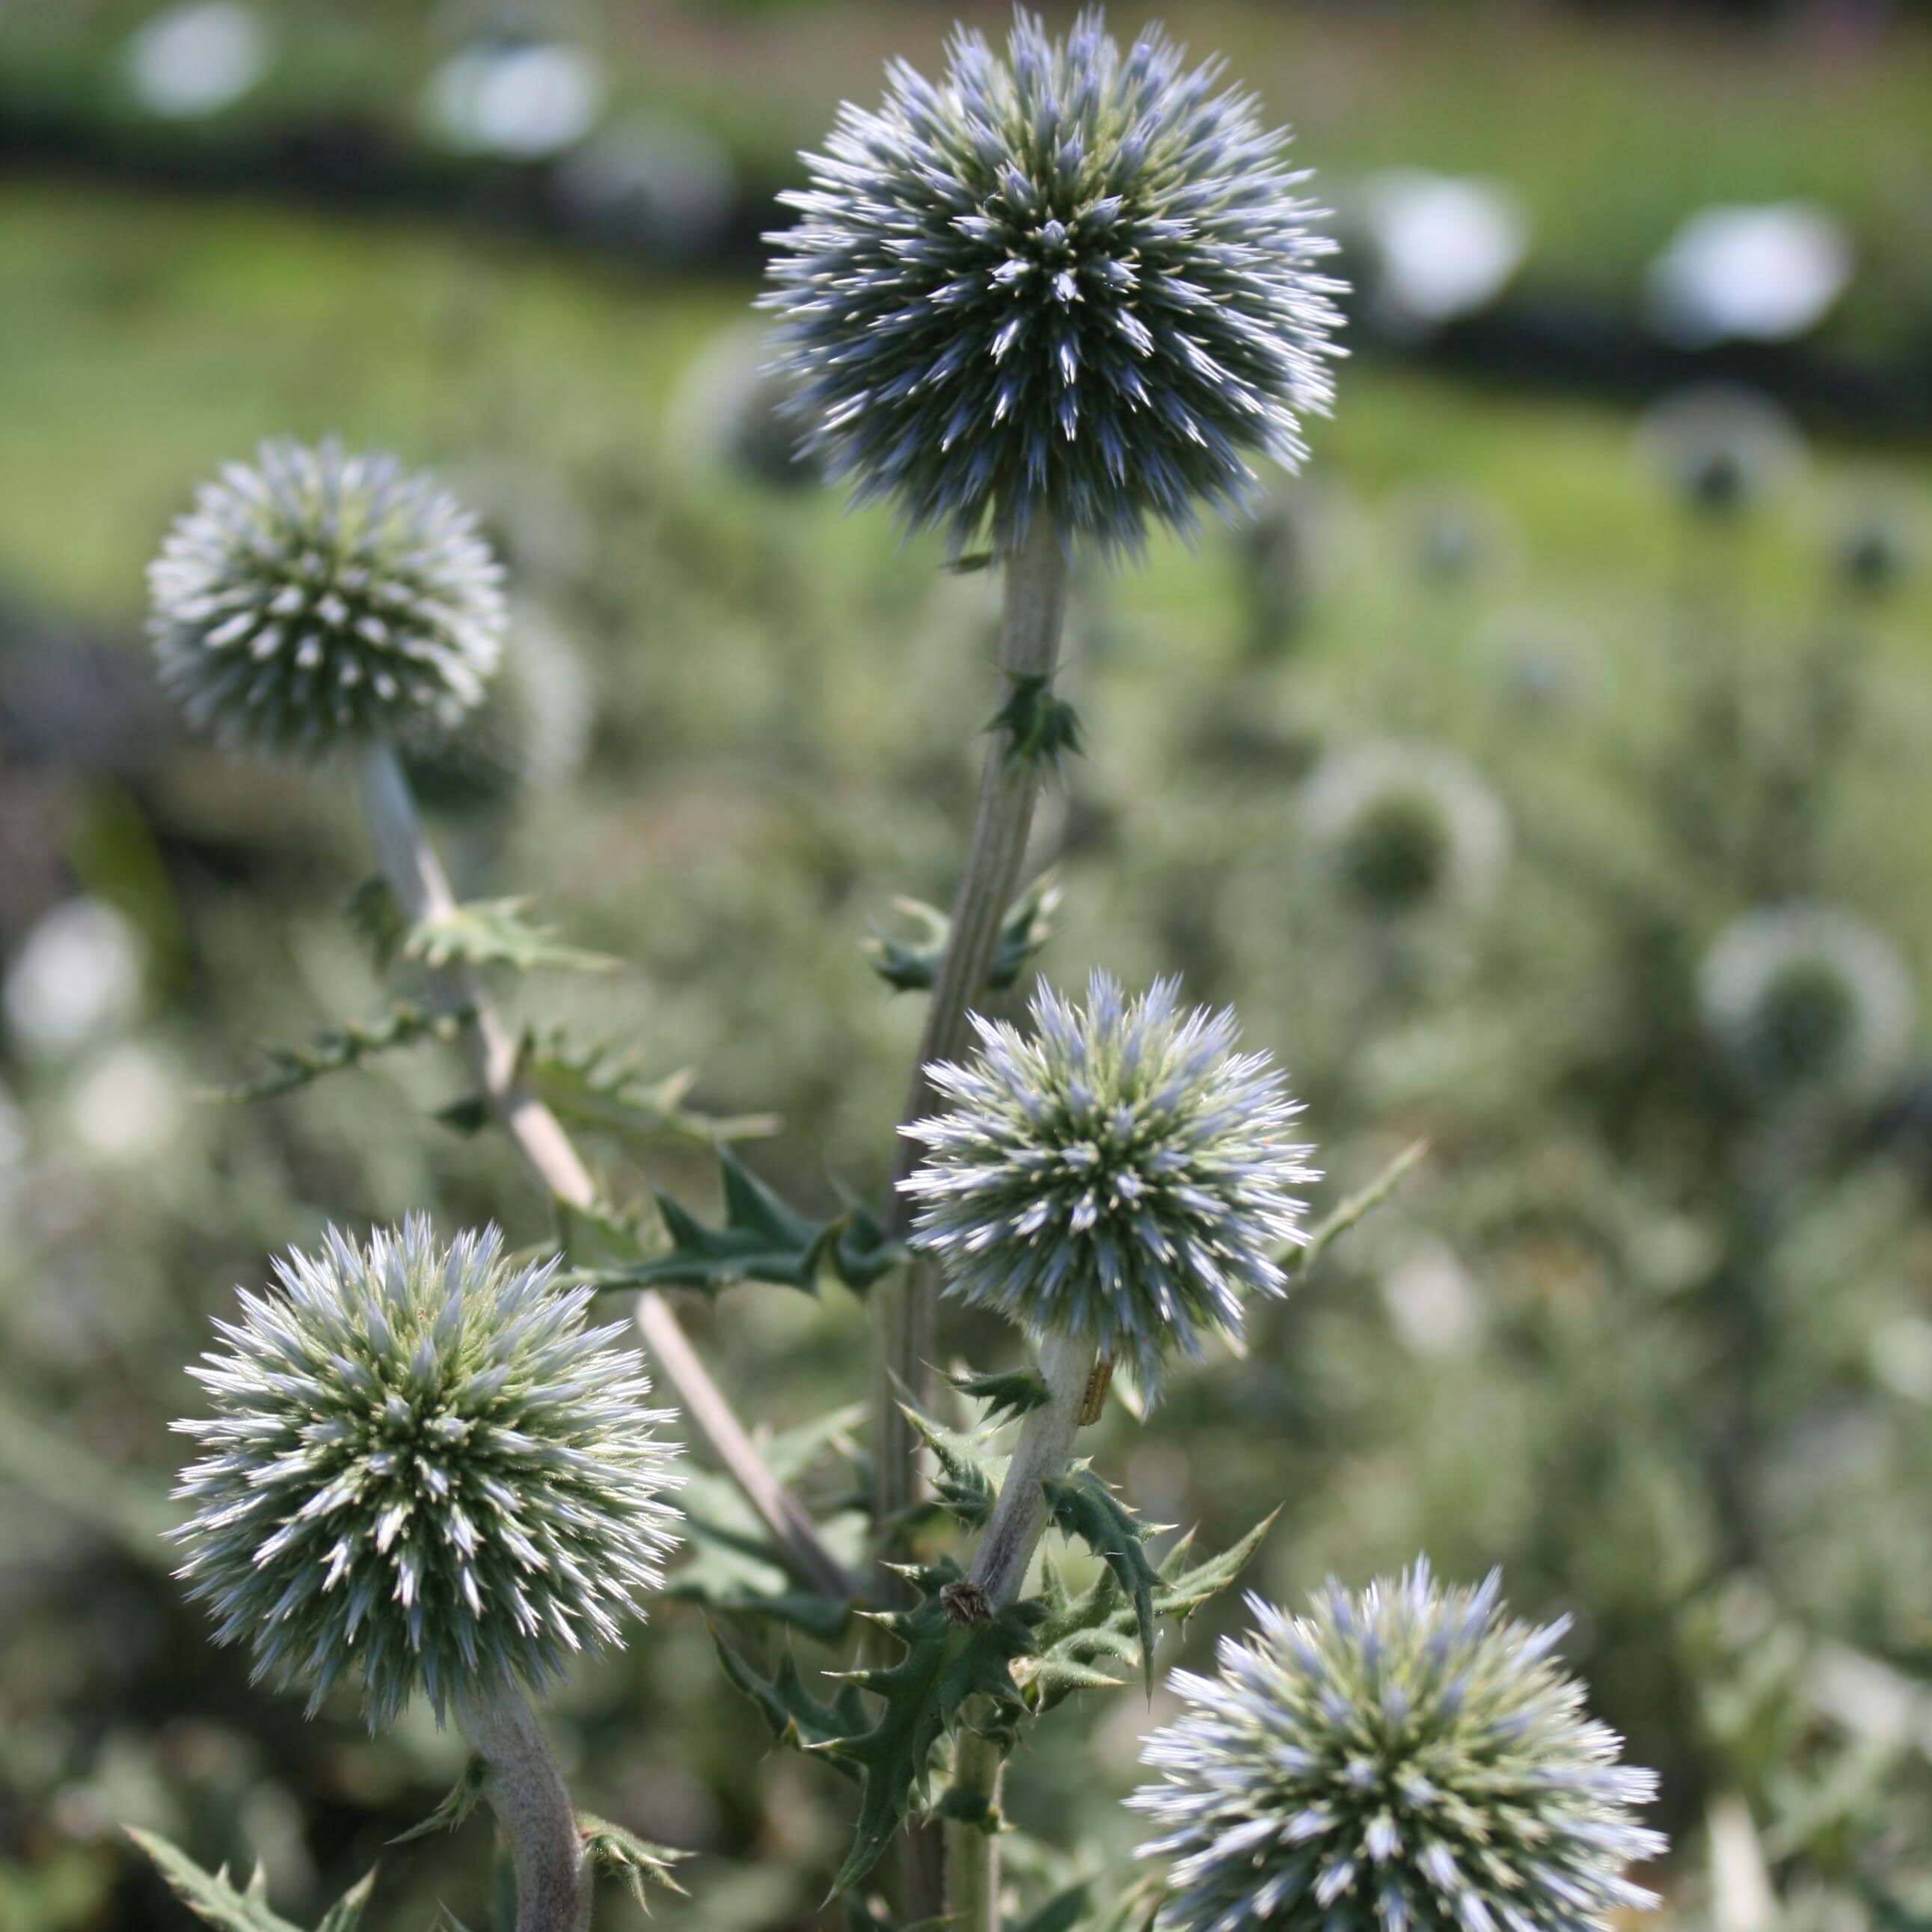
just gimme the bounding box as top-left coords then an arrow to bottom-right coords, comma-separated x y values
1131,1563 -> 1666,1932
762,7 -> 1346,557
173,1217 -> 681,1728
1301,743 -> 1509,919
1699,904 -> 1915,1098
1637,384 -> 1803,521
149,438 -> 506,758
901,971 -> 1314,1396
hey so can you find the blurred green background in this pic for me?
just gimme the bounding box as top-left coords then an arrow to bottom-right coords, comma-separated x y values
4,3 -> 1932,1929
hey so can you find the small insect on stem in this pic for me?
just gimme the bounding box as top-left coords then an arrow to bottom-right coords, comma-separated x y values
1079,1355 -> 1113,1427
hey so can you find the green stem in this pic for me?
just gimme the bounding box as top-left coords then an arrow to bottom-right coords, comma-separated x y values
874,513 -> 1071,1546
455,1685 -> 591,1932
946,1729 -> 1008,1932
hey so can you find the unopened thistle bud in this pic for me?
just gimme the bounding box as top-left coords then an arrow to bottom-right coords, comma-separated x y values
1132,1561 -> 1666,1932
173,1217 -> 681,1727
1301,742 -> 1509,919
149,438 -> 506,756
1699,904 -> 1914,1097
764,7 -> 1346,556
902,971 -> 1314,1396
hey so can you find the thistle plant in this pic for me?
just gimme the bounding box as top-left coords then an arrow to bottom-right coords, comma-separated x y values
1699,904 -> 1915,1100
148,437 -> 506,755
1132,1563 -> 1665,1932
174,1218 -> 681,1931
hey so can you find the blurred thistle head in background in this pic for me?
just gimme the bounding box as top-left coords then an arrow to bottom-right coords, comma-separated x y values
148,438 -> 506,758
1637,385 -> 1805,521
1131,1561 -> 1666,1932
172,1217 -> 681,1729
901,971 -> 1314,1396
1699,904 -> 1916,1100
1301,742 -> 1510,920
762,7 -> 1346,557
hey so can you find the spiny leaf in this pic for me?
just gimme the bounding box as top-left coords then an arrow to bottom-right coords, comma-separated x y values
1044,1470 -> 1163,1696
714,1638 -> 873,1784
314,1868 -> 379,1932
901,1405 -> 999,1533
518,1031 -> 781,1145
347,877 -> 408,971
863,874 -> 1061,995
390,1755 -> 488,1846
125,1830 -> 302,1932
818,1568 -> 1042,1894
1286,1138 -> 1429,1275
578,1814 -> 688,1908
203,1001 -> 467,1103
404,897 -> 619,975
990,675 -> 1083,771
596,1150 -> 901,1296
945,1367 -> 1049,1426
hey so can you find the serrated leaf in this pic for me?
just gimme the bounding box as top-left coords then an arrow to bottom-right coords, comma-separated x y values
989,675 -> 1082,772
863,874 -> 1061,996
125,1830 -> 302,1932
578,1814 -> 688,1909
598,1150 -> 901,1296
404,897 -> 619,975
945,1368 -> 1049,1426
314,1868 -> 379,1932
901,1406 -> 999,1533
518,1032 -> 780,1146
204,1001 -> 464,1104
821,1568 -> 1042,1894
1044,1471 -> 1162,1696
390,1755 -> 488,1846
347,876 -> 408,970
715,1639 -> 873,1784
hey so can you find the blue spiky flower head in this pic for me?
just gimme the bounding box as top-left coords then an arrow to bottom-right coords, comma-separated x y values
763,8 -> 1346,557
901,972 -> 1314,1395
172,1218 -> 681,1728
1132,1562 -> 1666,1932
149,438 -> 506,757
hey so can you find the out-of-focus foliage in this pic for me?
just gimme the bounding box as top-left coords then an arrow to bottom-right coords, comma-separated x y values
4,5 -> 1932,1931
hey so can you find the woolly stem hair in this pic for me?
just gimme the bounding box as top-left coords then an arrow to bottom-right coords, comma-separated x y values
456,1684 -> 592,1932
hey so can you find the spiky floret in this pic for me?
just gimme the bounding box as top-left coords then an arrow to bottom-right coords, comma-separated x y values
173,1217 -> 680,1728
149,438 -> 506,756
1131,1563 -> 1665,1932
1301,742 -> 1509,919
762,7 -> 1345,556
1699,904 -> 1915,1097
901,972 -> 1313,1394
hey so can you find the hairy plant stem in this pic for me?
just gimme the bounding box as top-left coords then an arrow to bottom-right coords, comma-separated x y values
945,1728 -> 1008,1932
456,1685 -> 591,1932
355,741 -> 853,1603
875,513 -> 1072,1547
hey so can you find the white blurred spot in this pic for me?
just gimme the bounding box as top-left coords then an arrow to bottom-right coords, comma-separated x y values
4,900 -> 144,1062
1360,171 -> 1530,331
1379,1239 -> 1485,1358
1870,1316 -> 1932,1401
65,1043 -> 183,1165
123,2 -> 269,120
1648,203 -> 1853,348
425,42 -> 605,159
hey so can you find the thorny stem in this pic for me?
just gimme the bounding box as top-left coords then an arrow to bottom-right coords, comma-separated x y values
355,741 -> 854,1604
874,513 -> 1072,1548
456,1684 -> 591,1932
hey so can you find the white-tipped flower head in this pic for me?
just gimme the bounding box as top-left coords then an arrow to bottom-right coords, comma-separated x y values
149,438 -> 506,757
763,7 -> 1346,556
1700,904 -> 1915,1097
1637,384 -> 1803,520
173,1217 -> 680,1727
1301,743 -> 1509,919
901,972 -> 1313,1394
1132,1562 -> 1665,1932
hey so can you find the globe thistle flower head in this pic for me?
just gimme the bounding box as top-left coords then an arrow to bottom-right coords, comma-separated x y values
173,1217 -> 680,1728
901,971 -> 1314,1396
1301,743 -> 1509,919
1131,1562 -> 1665,1932
1700,904 -> 1915,1097
149,438 -> 506,758
1637,385 -> 1803,521
762,8 -> 1346,557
